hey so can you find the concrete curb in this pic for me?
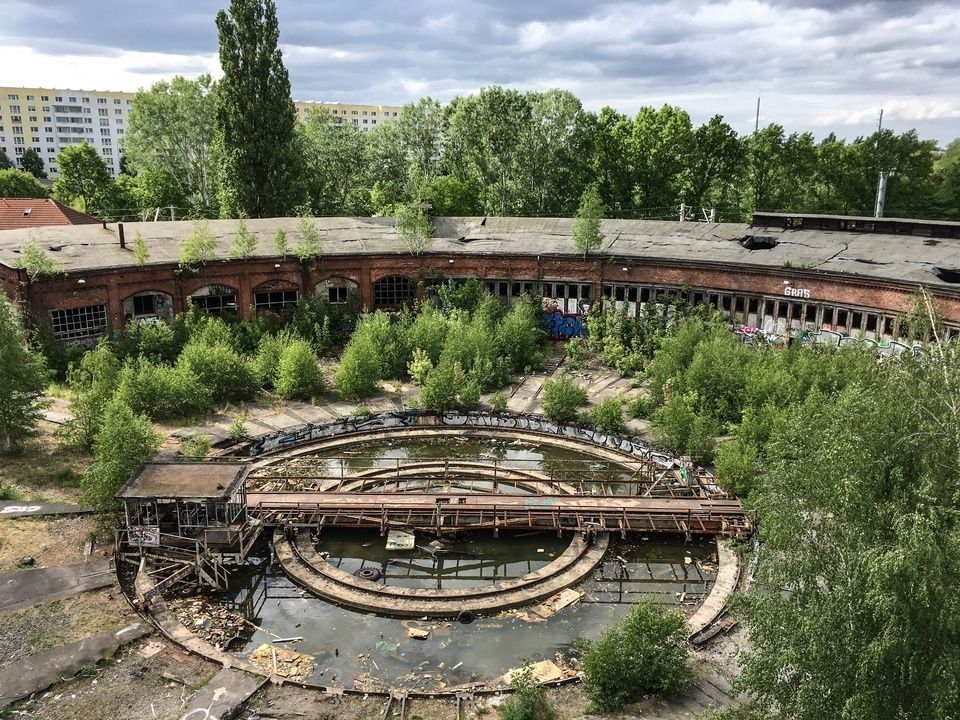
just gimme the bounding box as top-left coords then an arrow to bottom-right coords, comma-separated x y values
0,622 -> 151,708
0,560 -> 114,614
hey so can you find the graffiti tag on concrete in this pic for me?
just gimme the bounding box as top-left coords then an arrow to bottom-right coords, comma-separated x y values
249,410 -> 674,469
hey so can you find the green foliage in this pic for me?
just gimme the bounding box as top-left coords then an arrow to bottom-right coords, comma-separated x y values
18,148 -> 46,179
416,361 -> 463,411
60,344 -> 120,449
395,201 -> 433,255
229,218 -> 258,259
115,358 -> 212,420
273,228 -> 290,258
294,214 -> 322,261
125,74 -> 219,213
735,343 -> 960,719
495,294 -> 545,374
180,434 -> 211,458
899,286 -> 945,343
714,438 -> 758,497
16,237 -> 64,281
626,393 -> 655,420
251,332 -> 286,388
498,662 -> 556,720
52,143 -> 113,212
489,390 -> 508,413
177,341 -> 257,404
578,602 -> 691,712
590,397 -> 627,434
0,296 -> 50,453
564,336 -> 590,370
80,398 -> 161,523
227,417 -> 247,444
572,184 -> 604,257
179,219 -> 217,268
541,374 -> 588,424
0,168 -> 49,198
275,340 -> 324,400
407,347 -> 434,386
334,326 -> 382,399
131,231 -> 150,266
111,318 -> 185,365
216,0 -> 297,217
0,148 -> 12,170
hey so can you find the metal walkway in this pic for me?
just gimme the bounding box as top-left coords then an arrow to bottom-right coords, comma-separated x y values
247,491 -> 748,537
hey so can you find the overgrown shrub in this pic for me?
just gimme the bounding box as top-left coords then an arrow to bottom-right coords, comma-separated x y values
275,340 -> 324,400
498,662 -> 556,720
115,358 -> 212,420
180,434 -> 211,457
578,602 -> 691,713
334,331 -> 382,399
541,374 -> 588,424
177,341 -> 258,404
591,397 -> 627,434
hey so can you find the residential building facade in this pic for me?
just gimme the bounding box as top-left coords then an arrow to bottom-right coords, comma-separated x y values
0,85 -> 403,181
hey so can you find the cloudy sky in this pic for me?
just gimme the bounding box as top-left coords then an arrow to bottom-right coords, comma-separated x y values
2,0 -> 958,145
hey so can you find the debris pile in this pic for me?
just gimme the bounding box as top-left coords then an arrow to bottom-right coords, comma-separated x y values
167,596 -> 248,650
249,644 -> 316,681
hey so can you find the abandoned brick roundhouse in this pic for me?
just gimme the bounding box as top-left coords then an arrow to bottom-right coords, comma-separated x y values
1,212 -> 959,345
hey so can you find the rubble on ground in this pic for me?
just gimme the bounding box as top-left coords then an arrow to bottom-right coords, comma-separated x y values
167,596 -> 249,651
249,644 -> 316,681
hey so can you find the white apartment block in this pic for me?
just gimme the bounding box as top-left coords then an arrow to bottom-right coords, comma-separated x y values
1,86 -> 403,181
294,101 -> 403,131
0,86 -> 134,179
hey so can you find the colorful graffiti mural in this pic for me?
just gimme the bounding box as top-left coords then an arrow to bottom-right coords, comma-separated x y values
541,298 -> 589,339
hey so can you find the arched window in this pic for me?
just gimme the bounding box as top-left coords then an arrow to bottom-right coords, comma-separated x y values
315,277 -> 359,304
122,290 -> 174,323
190,285 -> 238,316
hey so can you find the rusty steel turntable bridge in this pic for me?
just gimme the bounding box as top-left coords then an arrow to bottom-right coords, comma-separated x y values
248,490 -> 748,537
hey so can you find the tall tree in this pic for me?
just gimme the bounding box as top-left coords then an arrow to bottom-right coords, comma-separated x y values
0,148 -> 14,170
215,0 -> 297,218
684,115 -> 743,211
52,143 -> 113,212
522,89 -> 593,216
299,108 -> 371,215
590,107 -> 634,215
0,295 -> 49,454
629,105 -> 695,217
0,168 -> 49,198
446,87 -> 532,215
19,148 -> 47,179
124,74 -> 219,214
394,97 -> 445,192
80,398 -> 161,524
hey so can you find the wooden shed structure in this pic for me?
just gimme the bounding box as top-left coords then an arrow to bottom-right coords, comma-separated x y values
116,461 -> 261,591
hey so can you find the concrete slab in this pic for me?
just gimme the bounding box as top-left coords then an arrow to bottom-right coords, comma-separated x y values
687,542 -> 739,639
0,559 -> 114,613
42,409 -> 73,425
179,667 -> 264,720
0,622 -> 151,707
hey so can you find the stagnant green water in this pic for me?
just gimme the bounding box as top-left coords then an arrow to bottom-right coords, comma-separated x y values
220,437 -> 718,691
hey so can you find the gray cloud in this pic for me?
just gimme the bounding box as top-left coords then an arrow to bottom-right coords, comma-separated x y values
1,0 -> 957,144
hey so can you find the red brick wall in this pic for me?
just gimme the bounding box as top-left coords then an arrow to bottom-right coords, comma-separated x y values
10,253 -> 960,331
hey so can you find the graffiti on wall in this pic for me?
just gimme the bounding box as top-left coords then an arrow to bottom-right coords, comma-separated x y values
248,410 -> 675,468
541,298 -> 589,339
732,323 -> 925,359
